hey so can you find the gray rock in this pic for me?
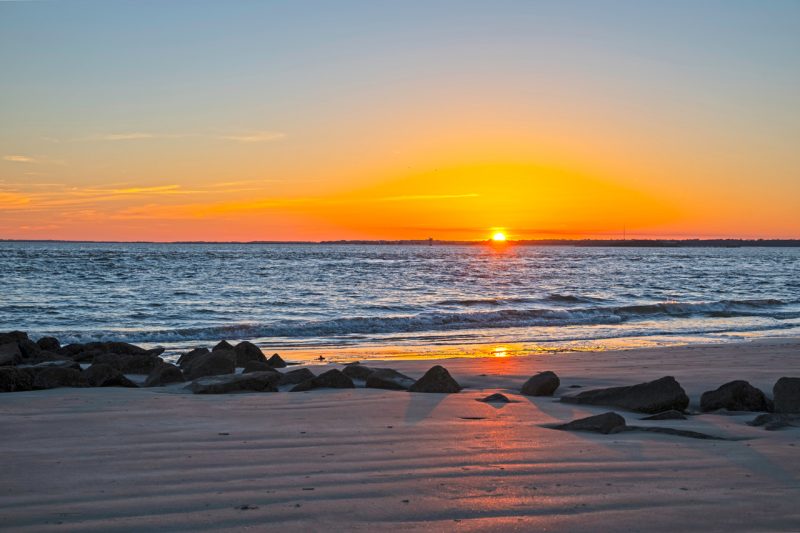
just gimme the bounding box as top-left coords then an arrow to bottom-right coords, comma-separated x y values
188,371 -> 280,394
92,353 -> 163,374
748,413 -> 800,431
291,369 -> 355,392
0,342 -> 23,366
36,336 -> 61,351
773,377 -> 800,414
177,347 -> 209,368
640,410 -> 687,420
267,353 -> 287,368
183,350 -> 236,380
700,380 -> 771,412
409,365 -> 462,393
553,412 -> 627,434
213,340 -> 234,352
144,362 -> 185,387
477,393 -> 512,403
242,361 -> 276,374
366,369 -> 416,391
520,371 -> 560,396
32,367 -> 89,390
0,367 -> 34,392
234,341 -> 267,366
342,363 -> 374,380
82,364 -> 138,388
561,376 -> 689,414
278,368 -> 315,386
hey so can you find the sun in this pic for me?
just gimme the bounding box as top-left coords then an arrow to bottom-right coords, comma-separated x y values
491,231 -> 507,242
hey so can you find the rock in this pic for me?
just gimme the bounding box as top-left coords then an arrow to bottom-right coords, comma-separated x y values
24,350 -> 69,365
773,377 -> 800,414
177,347 -> 209,368
37,336 -> 61,351
635,426 -> 729,440
234,341 -> 267,366
561,376 -> 689,414
26,360 -> 82,371
0,342 -> 23,366
342,363 -> 374,380
520,371 -> 560,396
267,353 -> 287,368
366,369 -> 416,391
748,413 -> 800,431
0,367 -> 34,392
242,361 -> 275,374
553,412 -> 627,434
477,393 -> 512,403
92,353 -> 163,374
213,340 -> 234,352
290,369 -> 355,392
640,410 -> 687,420
17,339 -> 42,360
82,364 -> 138,387
31,367 -> 88,390
60,341 -> 150,362
278,368 -> 315,386
408,366 -> 462,393
182,350 -> 236,380
188,371 -> 280,394
144,362 -> 185,387
700,380 -> 771,412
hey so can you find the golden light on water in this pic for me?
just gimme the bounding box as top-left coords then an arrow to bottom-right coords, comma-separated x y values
492,232 -> 507,242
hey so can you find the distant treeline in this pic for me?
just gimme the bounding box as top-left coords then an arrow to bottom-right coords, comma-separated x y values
2,239 -> 800,247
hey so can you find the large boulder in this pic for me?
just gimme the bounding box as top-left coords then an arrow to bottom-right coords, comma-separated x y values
92,353 -> 163,374
144,362 -> 185,387
182,350 -> 236,380
277,368 -> 314,386
177,347 -> 209,368
82,364 -> 138,388
773,377 -> 800,414
26,360 -> 82,371
408,366 -> 462,393
0,367 -> 34,392
342,363 -> 374,381
552,412 -> 627,434
267,353 -> 287,368
0,342 -> 23,366
32,367 -> 88,390
242,361 -> 275,374
366,369 -> 416,391
700,380 -> 771,412
291,369 -> 354,392
520,371 -> 560,396
36,336 -> 61,351
213,340 -> 234,352
188,371 -> 280,394
60,341 -> 154,362
748,413 -> 800,431
234,341 -> 267,366
17,339 -> 42,361
561,376 -> 689,414
0,331 -> 28,344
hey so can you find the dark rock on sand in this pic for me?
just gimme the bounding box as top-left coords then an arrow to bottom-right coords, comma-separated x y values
291,369 -> 355,392
144,362 -> 185,387
278,368 -> 315,386
0,367 -> 34,392
92,353 -> 163,375
18,339 -> 42,360
177,347 -> 209,369
242,361 -> 276,374
553,412 -> 627,434
773,377 -> 800,414
0,331 -> 29,344
477,393 -> 512,403
61,341 -> 152,362
366,369 -> 416,391
635,426 -> 729,440
267,353 -> 287,368
561,376 -> 689,414
700,380 -> 771,412
0,341 -> 23,366
188,371 -> 280,394
409,365 -> 462,393
213,340 -> 234,352
32,367 -> 88,390
37,336 -> 61,352
748,413 -> 800,431
183,350 -> 236,380
234,341 -> 267,366
520,371 -> 560,396
640,410 -> 687,420
342,363 -> 374,381
82,364 -> 138,388
26,360 -> 82,371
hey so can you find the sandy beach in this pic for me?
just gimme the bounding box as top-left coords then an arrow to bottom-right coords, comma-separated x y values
1,339 -> 798,532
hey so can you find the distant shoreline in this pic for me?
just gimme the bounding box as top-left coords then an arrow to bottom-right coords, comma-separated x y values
2,238 -> 800,247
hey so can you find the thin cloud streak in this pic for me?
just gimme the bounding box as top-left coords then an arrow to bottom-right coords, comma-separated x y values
3,155 -> 35,163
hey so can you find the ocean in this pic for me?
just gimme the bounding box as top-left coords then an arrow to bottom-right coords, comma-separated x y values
2,242 -> 799,360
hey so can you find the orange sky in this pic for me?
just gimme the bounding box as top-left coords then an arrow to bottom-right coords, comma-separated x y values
1,2 -> 798,241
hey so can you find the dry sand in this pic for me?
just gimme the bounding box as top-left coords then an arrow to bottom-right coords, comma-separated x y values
1,340 -> 799,532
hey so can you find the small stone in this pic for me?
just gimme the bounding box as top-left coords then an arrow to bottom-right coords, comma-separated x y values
520,371 -> 560,396
408,365 -> 461,393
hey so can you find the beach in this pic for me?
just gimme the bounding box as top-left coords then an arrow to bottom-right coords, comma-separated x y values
2,339 -> 798,532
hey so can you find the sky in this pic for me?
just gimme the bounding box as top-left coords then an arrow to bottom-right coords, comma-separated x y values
1,0 -> 799,241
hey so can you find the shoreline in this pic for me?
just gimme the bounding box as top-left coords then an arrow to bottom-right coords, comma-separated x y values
2,340 -> 798,531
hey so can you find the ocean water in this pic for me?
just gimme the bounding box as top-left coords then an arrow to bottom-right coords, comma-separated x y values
1,242 -> 799,359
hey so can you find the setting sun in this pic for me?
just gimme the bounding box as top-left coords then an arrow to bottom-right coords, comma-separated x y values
492,232 -> 507,242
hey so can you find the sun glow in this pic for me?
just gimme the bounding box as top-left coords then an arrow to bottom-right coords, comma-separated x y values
491,232 -> 507,242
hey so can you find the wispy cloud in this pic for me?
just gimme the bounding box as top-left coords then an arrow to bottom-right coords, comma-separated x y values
378,193 -> 479,202
217,131 -> 286,143
3,155 -> 35,163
